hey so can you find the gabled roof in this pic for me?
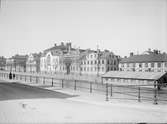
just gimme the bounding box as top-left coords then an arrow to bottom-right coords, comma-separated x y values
102,71 -> 167,81
120,53 -> 167,63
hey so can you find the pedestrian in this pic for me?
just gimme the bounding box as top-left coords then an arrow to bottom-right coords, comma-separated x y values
13,73 -> 15,79
9,72 -> 12,80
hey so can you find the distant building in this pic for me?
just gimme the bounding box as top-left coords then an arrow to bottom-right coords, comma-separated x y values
0,56 -> 6,70
26,53 -> 41,73
40,50 -> 62,74
80,50 -> 120,76
59,48 -> 84,75
59,48 -> 120,76
6,54 -> 27,72
40,42 -> 120,76
44,42 -> 74,54
40,42 -> 78,74
119,49 -> 167,72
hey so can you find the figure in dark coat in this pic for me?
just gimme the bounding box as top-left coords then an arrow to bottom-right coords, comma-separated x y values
9,72 -> 12,80
13,73 -> 15,79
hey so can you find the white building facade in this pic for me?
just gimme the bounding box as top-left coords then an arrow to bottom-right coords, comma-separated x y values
40,51 -> 61,74
119,50 -> 167,72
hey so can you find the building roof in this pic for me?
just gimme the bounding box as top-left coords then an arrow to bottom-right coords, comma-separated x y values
102,71 -> 167,81
120,53 -> 167,63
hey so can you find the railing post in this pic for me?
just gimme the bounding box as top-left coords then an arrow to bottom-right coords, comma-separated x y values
36,76 -> 38,83
52,78 -> 53,86
106,83 -> 109,101
25,75 -> 26,82
90,82 -> 92,93
74,80 -> 76,90
138,87 -> 141,102
30,75 -> 32,82
153,81 -> 158,105
110,84 -> 112,97
62,79 -> 64,88
43,77 -> 45,84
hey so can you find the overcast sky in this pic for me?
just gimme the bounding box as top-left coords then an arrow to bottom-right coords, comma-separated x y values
0,0 -> 167,58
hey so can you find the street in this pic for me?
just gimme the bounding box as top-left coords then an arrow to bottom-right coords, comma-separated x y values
0,80 -> 75,101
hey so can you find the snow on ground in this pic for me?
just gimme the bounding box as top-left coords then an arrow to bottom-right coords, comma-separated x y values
0,79 -> 167,123
0,97 -> 167,123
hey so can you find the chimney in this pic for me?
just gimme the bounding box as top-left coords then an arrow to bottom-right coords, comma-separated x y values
130,52 -> 133,57
153,50 -> 158,54
54,43 -> 57,47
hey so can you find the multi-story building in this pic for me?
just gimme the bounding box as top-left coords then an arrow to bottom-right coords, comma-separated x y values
6,54 -> 27,72
119,49 -> 167,72
40,42 -> 78,74
40,50 -> 62,74
80,49 -> 120,76
26,53 -> 41,73
0,56 -> 6,70
59,49 -> 120,76
59,48 -> 85,75
40,42 -> 120,76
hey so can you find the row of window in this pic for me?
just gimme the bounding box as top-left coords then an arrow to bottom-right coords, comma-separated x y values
121,62 -> 167,68
81,60 -> 117,65
120,68 -> 164,72
106,78 -> 152,84
87,54 -> 115,59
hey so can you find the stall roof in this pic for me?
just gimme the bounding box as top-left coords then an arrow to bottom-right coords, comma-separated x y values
102,71 -> 167,81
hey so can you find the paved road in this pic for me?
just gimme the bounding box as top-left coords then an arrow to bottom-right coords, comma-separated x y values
0,81 -> 76,101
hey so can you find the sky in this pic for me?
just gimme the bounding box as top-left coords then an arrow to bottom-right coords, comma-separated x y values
0,0 -> 167,58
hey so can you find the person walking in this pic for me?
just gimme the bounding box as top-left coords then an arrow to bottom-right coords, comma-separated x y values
9,72 -> 12,80
13,73 -> 15,79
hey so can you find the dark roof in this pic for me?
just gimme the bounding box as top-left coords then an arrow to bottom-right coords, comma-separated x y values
120,53 -> 167,63
102,71 -> 167,81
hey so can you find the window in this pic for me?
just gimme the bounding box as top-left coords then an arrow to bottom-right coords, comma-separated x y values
102,60 -> 104,64
151,63 -> 154,67
114,60 -> 116,65
165,62 -> 167,67
91,55 -> 93,58
87,61 -> 89,65
95,60 -> 97,64
158,63 -> 161,68
87,67 -> 89,71
91,61 -> 93,65
47,55 -> 51,66
107,60 -> 109,64
139,63 -> 142,68
145,63 -> 148,67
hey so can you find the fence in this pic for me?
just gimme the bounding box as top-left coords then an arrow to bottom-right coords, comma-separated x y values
0,71 -> 167,105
